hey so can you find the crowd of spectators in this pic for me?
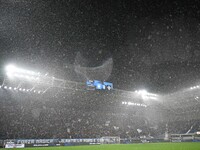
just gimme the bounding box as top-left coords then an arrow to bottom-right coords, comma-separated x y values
0,89 -> 200,140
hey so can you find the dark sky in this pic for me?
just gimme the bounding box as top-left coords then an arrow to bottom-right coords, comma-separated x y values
1,0 -> 200,93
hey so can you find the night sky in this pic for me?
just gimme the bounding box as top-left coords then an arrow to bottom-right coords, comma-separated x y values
1,0 -> 200,93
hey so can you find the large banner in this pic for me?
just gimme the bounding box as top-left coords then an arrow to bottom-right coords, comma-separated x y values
14,138 -> 101,144
5,143 -> 25,148
5,137 -> 119,147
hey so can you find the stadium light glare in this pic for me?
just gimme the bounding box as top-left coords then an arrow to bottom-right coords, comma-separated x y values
9,87 -> 12,90
19,88 -> 22,91
149,96 -> 158,100
14,73 -> 18,77
18,74 -> 24,78
14,87 -> 17,90
4,86 -> 7,89
6,72 -> 14,78
25,75 -> 30,79
5,64 -> 41,78
5,64 -> 17,73
122,101 -> 147,107
135,89 -> 158,100
137,90 -> 148,95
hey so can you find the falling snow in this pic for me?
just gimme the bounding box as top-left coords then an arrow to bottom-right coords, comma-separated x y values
0,0 -> 200,146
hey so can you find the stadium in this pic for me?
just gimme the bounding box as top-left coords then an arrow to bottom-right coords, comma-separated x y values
1,0 -> 200,150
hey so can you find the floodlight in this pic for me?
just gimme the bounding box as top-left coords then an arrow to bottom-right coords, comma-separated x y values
19,88 -> 22,91
23,89 -> 25,91
14,87 -> 17,90
5,64 -> 16,73
4,86 -> 7,89
0,86 -> 1,88
9,87 -> 12,90
137,90 -> 148,95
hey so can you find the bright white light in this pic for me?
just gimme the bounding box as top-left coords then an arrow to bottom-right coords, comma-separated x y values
149,93 -> 157,97
122,101 -> 147,107
25,75 -> 30,79
26,89 -> 29,92
38,91 -> 41,94
4,86 -> 7,89
5,64 -> 16,73
33,90 -> 36,93
138,90 -> 148,95
0,86 -> 1,88
9,87 -> 12,90
6,72 -> 14,78
14,87 -> 17,90
18,74 -> 25,78
19,88 -> 22,91
149,96 -> 158,100
5,64 -> 41,78
190,86 -> 200,90
23,89 -> 25,91
135,89 -> 158,100
14,73 -> 18,77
